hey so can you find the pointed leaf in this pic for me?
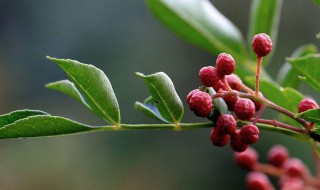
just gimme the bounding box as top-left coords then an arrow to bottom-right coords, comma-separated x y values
146,0 -> 247,63
311,0 -> 320,7
47,56 -> 120,125
288,54 -> 320,93
135,97 -> 168,123
0,110 -> 49,128
298,76 -> 320,93
0,115 -> 97,139
295,108 -> 320,125
248,0 -> 283,63
46,80 -> 89,107
277,44 -> 317,88
137,72 -> 183,124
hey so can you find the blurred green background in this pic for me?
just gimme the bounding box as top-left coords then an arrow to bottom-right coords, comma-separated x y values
0,0 -> 319,189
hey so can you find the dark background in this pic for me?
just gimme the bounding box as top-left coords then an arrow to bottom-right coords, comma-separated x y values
0,0 -> 319,189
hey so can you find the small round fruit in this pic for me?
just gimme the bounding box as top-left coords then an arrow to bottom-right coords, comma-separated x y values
210,128 -> 230,147
234,98 -> 255,120
230,130 -> 248,152
226,74 -> 242,91
213,80 -> 227,92
199,66 -> 220,87
216,53 -> 235,76
216,114 -> 237,134
267,145 -> 289,168
246,172 -> 274,190
298,98 -> 319,113
283,158 -> 306,178
189,91 -> 213,117
240,124 -> 259,145
186,89 -> 200,104
234,147 -> 259,170
223,95 -> 239,111
252,33 -> 272,57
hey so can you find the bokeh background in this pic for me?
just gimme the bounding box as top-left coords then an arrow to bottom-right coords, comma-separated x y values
0,0 -> 319,189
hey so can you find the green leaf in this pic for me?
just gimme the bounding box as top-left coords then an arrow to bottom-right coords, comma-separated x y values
46,80 -> 89,107
206,87 -> 228,114
146,0 -> 247,63
288,54 -> 320,93
295,108 -> 320,125
0,110 -> 49,128
298,76 -> 320,94
311,0 -> 320,7
137,72 -> 183,124
277,44 -> 318,88
248,0 -> 283,64
47,56 -> 120,125
135,96 -> 169,123
0,115 -> 96,139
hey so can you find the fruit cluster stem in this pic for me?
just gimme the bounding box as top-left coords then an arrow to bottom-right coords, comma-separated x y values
255,56 -> 263,96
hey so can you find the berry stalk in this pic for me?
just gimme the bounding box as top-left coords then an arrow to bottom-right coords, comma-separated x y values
255,56 -> 263,96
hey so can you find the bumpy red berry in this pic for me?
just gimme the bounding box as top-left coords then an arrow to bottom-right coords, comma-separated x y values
216,114 -> 237,134
226,74 -> 242,91
280,177 -> 304,190
298,98 -> 319,113
252,33 -> 272,57
210,128 -> 230,147
246,172 -> 274,190
234,98 -> 255,120
213,80 -> 227,92
234,147 -> 258,170
267,145 -> 289,168
189,91 -> 213,117
223,95 -> 239,111
186,89 -> 200,104
216,53 -> 235,76
199,66 -> 220,87
283,158 -> 306,178
230,130 -> 248,152
240,124 -> 259,145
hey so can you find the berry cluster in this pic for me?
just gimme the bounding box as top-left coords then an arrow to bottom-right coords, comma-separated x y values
234,145 -> 320,189
187,51 -> 261,152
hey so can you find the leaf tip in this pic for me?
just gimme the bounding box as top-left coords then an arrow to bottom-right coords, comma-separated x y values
135,72 -> 145,78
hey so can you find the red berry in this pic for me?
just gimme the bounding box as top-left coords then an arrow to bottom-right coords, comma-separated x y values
230,130 -> 248,152
234,98 -> 255,120
240,124 -> 259,145
280,177 -> 304,190
226,74 -> 242,91
186,89 -> 200,104
199,66 -> 220,87
223,95 -> 239,111
234,147 -> 258,170
210,128 -> 230,147
189,91 -> 213,117
216,114 -> 237,134
213,80 -> 227,92
283,158 -> 306,178
246,172 -> 274,190
252,33 -> 272,57
267,145 -> 289,168
298,98 -> 319,113
216,53 -> 235,76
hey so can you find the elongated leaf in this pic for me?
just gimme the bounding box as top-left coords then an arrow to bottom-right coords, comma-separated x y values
47,56 -> 120,125
137,72 -> 183,124
298,76 -> 320,93
288,54 -> 320,93
0,115 -> 96,139
46,80 -> 89,107
295,108 -> 320,125
0,110 -> 48,128
146,0 -> 247,63
248,0 -> 283,64
135,96 -> 168,122
277,44 -> 317,88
